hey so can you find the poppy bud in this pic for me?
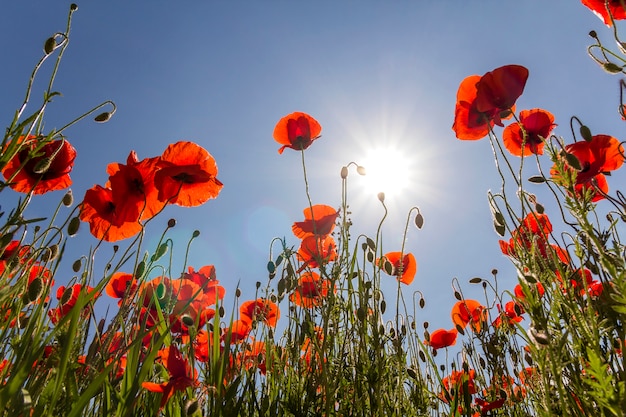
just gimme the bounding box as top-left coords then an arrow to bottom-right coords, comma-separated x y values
62,190 -> 74,206
589,30 -> 597,39
72,259 -> 82,272
167,218 -> 176,228
181,315 -> 195,327
192,230 -> 200,238
185,400 -> 199,416
28,277 -> 44,302
68,216 -> 80,236
529,325 -> 550,347
377,192 -> 385,203
94,112 -> 112,123
491,269 -> 498,276
357,165 -> 366,175
579,125 -> 593,142
44,37 -> 56,55
414,212 -> 424,229
602,62 -> 623,74
340,166 -> 348,179
235,288 -> 241,297
70,3 -> 78,11
33,157 -> 52,174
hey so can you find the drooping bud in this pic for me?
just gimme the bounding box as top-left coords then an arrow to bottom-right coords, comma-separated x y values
356,165 -> 366,175
44,37 -> 57,55
377,192 -> 385,203
94,112 -> 112,123
414,212 -> 424,229
579,125 -> 593,142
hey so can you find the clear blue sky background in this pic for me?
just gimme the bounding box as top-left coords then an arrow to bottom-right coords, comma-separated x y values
1,1 -> 625,332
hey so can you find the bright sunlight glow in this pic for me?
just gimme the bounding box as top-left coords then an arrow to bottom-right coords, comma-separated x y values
359,146 -> 411,199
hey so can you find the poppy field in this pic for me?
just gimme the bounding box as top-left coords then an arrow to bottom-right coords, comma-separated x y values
1,1 -> 626,416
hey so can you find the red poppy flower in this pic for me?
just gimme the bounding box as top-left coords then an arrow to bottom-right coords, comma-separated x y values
582,0 -> 626,26
225,319 -> 253,343
492,301 -> 524,328
169,278 -> 211,331
239,298 -> 280,328
289,271 -> 334,308
182,265 -> 216,288
142,344 -> 197,410
426,328 -> 458,350
474,65 -> 529,113
48,284 -> 96,324
453,65 -> 528,140
498,212 -> 564,261
235,341 -> 267,374
292,204 -> 339,239
475,397 -> 506,414
297,235 -> 337,269
273,112 -> 322,154
2,137 -> 77,194
440,369 -> 477,403
153,141 -> 223,207
503,109 -> 556,156
105,272 -> 137,300
555,268 -> 594,295
106,151 -> 162,221
514,282 -> 545,300
80,185 -> 143,242
379,252 -> 417,285
451,299 -> 486,332
551,134 -> 624,201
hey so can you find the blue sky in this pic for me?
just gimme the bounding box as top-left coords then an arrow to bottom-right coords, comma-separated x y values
1,1 -> 625,331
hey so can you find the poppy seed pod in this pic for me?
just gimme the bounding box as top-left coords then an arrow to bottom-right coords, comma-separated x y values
340,166 -> 348,179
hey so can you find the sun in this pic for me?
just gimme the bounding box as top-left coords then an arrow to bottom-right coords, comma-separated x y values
358,146 -> 412,200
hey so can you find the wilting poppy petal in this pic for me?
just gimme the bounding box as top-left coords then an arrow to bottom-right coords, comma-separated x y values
154,141 -> 223,207
273,112 -> 322,154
